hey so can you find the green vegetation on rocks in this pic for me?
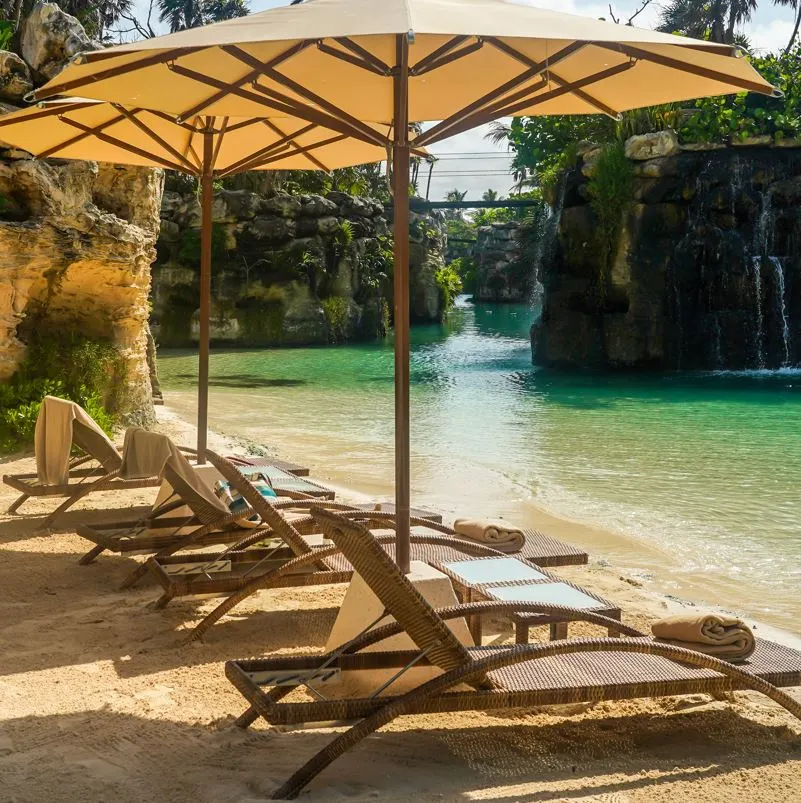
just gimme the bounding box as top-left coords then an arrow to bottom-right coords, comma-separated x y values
0,330 -> 123,452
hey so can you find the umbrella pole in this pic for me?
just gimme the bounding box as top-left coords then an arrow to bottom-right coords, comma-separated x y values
197,128 -> 214,464
393,34 -> 411,573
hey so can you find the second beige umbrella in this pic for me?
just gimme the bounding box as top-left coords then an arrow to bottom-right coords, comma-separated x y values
0,98 -> 392,459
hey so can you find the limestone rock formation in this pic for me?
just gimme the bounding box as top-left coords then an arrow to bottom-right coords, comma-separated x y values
20,2 -> 98,83
473,221 -> 524,301
624,130 -> 681,161
534,135 -> 801,371
0,157 -> 163,423
152,187 -> 447,346
0,52 -> 33,103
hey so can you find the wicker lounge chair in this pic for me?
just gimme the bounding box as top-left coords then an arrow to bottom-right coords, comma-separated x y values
225,508 -> 801,800
2,397 -> 199,519
156,492 -> 592,641
71,448 -> 331,586
2,411 -> 311,528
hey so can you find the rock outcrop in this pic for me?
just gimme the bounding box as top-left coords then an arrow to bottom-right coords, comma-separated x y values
20,3 -> 98,83
152,188 -> 447,346
0,5 -> 163,422
0,52 -> 33,103
473,221 -> 525,301
534,133 -> 801,371
0,157 -> 163,422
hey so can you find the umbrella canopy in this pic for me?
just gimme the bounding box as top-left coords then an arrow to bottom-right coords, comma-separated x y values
31,0 -> 778,572
0,98 -> 391,174
0,98 -> 394,461
36,0 -> 777,143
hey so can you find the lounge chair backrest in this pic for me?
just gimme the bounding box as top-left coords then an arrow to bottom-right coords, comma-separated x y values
205,450 -> 313,557
311,507 -> 475,676
35,396 -> 121,485
121,429 -> 229,525
73,421 -> 122,471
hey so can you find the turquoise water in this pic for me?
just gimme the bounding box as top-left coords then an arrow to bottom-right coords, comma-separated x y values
158,297 -> 801,628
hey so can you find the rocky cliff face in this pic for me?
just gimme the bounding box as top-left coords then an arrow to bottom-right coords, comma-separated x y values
473,222 -> 525,301
534,132 -> 801,371
0,156 -> 163,422
152,188 -> 446,347
0,3 -> 162,422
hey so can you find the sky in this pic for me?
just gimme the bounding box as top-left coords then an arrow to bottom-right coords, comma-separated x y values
127,0 -> 799,200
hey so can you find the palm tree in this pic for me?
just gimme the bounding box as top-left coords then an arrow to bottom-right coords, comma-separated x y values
157,0 -> 247,33
658,0 -> 757,44
445,188 -> 468,220
482,189 -> 499,202
774,0 -> 801,52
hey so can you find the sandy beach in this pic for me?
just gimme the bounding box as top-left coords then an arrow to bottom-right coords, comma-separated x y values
1,405 -> 800,802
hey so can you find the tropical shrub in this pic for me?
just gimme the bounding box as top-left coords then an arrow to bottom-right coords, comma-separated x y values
434,263 -> 463,313
0,331 -> 122,452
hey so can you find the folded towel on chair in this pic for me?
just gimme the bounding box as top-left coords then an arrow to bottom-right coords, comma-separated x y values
652,613 -> 756,662
453,518 -> 525,553
35,396 -> 121,486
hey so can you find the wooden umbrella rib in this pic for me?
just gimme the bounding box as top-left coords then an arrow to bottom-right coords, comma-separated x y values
211,116 -> 229,169
415,41 -> 584,147
57,117 -> 188,172
412,39 -> 484,76
35,47 -> 203,99
222,118 -> 265,134
219,121 -> 317,175
235,134 -> 346,174
547,71 -> 620,118
0,101 -> 98,127
424,61 -> 635,146
595,42 -> 775,95
496,60 -> 637,118
248,82 -> 385,147
224,44 -> 390,148
38,109 -> 130,158
317,41 -> 388,76
335,37 -> 392,74
111,104 -> 199,173
218,142 -> 294,177
262,119 -> 331,172
409,35 -> 469,76
178,40 -> 314,121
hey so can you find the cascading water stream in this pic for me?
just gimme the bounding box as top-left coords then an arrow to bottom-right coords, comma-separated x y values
770,256 -> 791,367
752,257 -> 765,369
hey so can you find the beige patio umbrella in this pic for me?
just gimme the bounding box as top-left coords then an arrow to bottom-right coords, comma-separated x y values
33,0 -> 778,570
0,98 -> 392,461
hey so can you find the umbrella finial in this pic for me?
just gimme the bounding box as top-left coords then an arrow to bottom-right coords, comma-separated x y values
407,29 -> 416,46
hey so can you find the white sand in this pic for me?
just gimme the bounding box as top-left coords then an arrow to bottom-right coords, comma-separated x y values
1,406 -> 800,802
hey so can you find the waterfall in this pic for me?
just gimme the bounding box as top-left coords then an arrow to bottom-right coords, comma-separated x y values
751,257 -> 765,369
713,314 -> 723,369
529,173 -> 567,303
756,193 -> 774,256
770,256 -> 791,367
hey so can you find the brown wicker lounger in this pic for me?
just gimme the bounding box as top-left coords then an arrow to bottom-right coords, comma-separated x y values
156,499 -> 592,640
73,450 -> 340,590
224,508 -> 801,800
3,440 -> 310,527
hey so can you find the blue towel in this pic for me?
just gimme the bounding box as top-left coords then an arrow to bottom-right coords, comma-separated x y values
214,480 -> 277,526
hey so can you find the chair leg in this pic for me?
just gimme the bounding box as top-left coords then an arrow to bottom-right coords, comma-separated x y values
7,493 -> 29,514
515,621 -> 530,645
234,706 -> 260,729
79,545 -> 106,565
154,591 -> 174,610
119,561 -> 151,591
549,622 -> 568,640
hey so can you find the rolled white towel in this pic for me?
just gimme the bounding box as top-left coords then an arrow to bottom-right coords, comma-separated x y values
453,518 -> 525,553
